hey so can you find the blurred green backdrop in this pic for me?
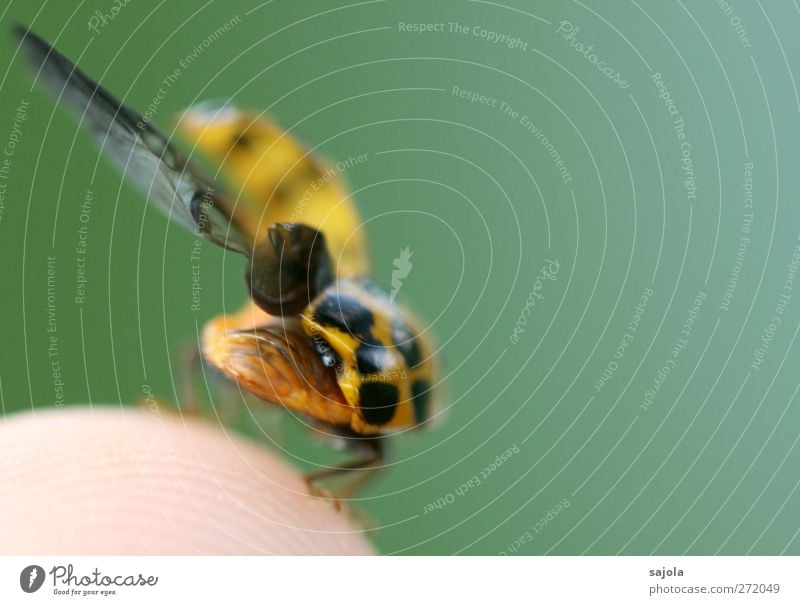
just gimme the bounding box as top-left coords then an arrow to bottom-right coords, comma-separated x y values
1,0 -> 799,555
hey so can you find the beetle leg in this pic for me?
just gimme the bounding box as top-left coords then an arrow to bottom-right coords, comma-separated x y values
179,343 -> 203,416
304,434 -> 384,507
134,345 -> 203,417
180,343 -> 249,427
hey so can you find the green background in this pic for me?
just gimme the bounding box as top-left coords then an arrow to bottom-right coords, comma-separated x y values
1,0 -> 799,555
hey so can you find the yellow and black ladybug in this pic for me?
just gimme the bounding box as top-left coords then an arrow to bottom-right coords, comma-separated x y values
16,26 -> 439,498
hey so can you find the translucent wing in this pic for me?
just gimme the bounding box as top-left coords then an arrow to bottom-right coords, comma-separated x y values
14,25 -> 250,254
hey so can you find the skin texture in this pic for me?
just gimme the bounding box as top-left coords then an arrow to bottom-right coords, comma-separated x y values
0,406 -> 373,555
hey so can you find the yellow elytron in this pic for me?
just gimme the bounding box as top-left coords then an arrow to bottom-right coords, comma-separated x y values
177,102 -> 368,277
16,26 -> 438,497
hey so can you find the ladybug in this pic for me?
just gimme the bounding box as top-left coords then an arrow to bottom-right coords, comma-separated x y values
16,26 -> 439,499
205,223 -> 438,492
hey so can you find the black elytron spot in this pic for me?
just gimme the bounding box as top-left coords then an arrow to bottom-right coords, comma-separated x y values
411,379 -> 431,424
392,319 -> 422,368
359,382 -> 399,425
231,130 -> 253,149
270,182 -> 291,204
355,335 -> 387,375
313,293 -> 374,339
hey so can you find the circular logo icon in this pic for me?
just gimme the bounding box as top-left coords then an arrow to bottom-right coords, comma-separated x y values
20,565 -> 45,593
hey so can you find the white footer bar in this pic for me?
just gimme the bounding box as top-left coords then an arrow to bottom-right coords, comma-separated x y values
0,556 -> 795,603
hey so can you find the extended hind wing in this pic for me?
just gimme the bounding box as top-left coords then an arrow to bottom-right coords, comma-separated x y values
14,25 -> 250,254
